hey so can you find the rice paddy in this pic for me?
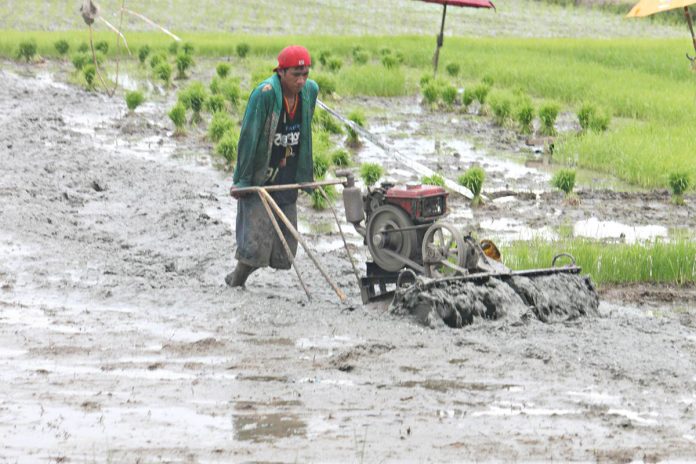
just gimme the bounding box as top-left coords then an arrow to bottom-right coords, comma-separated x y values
2,1 -> 695,286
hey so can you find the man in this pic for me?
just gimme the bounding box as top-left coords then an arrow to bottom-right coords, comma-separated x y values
226,45 -> 318,287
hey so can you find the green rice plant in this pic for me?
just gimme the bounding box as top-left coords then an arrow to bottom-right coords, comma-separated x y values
445,62 -> 460,77
502,238 -> 696,286
327,57 -> 343,72
419,73 -> 433,87
441,85 -> 458,107
182,42 -> 194,55
71,53 -> 89,70
340,65 -> 405,97
668,171 -> 690,205
155,62 -> 172,88
489,91 -> 513,126
125,90 -> 144,113
360,162 -> 384,188
216,130 -> 240,166
137,45 -> 150,65
515,98 -> 534,134
458,166 -> 485,207
330,148 -> 351,167
218,78 -> 240,108
590,108 -> 611,133
379,47 -> 393,56
83,64 -> 96,90
312,128 -> 332,159
538,103 -> 560,136
208,112 -> 234,143
421,174 -> 446,187
179,81 -> 208,124
472,83 -> 490,106
318,50 -> 332,67
577,102 -> 595,132
77,42 -> 89,53
216,62 -> 230,78
551,168 -> 576,199
168,102 -> 187,136
93,52 -> 105,66
313,74 -> 336,97
310,184 -> 337,210
205,94 -> 226,114
353,49 -> 369,65
381,54 -> 399,69
461,87 -> 475,108
54,39 -> 69,56
175,52 -> 194,79
168,41 -> 179,55
482,75 -> 494,87
346,109 -> 366,146
422,82 -> 440,106
313,151 -> 332,179
315,107 -> 343,134
17,39 -> 37,62
236,42 -> 250,58
95,40 -> 109,55
149,53 -> 166,69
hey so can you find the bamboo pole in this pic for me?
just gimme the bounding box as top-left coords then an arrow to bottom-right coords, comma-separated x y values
243,187 -> 347,303
231,178 -> 345,195
256,192 -> 312,301
685,6 -> 696,57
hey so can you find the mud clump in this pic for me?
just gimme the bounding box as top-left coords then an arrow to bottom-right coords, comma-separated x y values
390,272 -> 599,328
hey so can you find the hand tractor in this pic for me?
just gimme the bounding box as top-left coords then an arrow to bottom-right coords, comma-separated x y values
338,172 -> 599,326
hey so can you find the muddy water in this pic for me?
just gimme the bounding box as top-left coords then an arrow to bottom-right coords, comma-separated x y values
357,96 -> 696,246
2,64 -> 696,461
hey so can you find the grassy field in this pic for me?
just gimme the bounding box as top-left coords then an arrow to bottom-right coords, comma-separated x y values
3,30 -> 695,190
503,238 -> 696,285
0,0 -> 686,37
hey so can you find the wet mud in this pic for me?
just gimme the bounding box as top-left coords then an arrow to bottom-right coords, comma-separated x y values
1,62 -> 696,461
392,273 -> 599,328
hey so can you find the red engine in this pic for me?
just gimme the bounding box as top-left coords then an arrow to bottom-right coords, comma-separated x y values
384,184 -> 448,223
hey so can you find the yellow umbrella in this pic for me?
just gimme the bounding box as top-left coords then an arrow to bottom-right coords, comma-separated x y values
627,0 -> 696,59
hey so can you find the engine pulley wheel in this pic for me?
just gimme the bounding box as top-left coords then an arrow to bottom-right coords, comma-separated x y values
366,205 -> 417,272
422,222 -> 467,278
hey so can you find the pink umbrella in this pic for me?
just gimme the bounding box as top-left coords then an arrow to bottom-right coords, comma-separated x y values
420,0 -> 496,74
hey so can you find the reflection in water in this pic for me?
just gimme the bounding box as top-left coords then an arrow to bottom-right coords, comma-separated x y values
574,217 -> 668,243
233,413 -> 306,442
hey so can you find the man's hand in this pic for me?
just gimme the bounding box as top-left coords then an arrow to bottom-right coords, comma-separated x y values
230,186 -> 250,200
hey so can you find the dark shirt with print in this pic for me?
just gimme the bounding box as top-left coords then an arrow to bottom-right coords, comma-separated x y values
264,98 -> 302,205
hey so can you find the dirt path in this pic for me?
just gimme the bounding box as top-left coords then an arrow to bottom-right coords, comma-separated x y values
1,65 -> 696,462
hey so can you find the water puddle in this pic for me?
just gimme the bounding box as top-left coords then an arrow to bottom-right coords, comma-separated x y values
478,217 -> 558,244
471,402 -> 580,417
359,127 -> 550,191
34,71 -> 70,90
401,379 -> 520,393
606,408 -> 658,426
295,335 -> 357,351
233,413 -> 306,442
574,217 -> 669,243
108,72 -> 155,93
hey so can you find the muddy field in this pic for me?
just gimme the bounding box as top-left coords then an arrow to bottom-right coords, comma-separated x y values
1,62 -> 696,462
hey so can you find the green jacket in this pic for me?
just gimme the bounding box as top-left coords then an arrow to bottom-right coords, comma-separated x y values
233,73 -> 318,188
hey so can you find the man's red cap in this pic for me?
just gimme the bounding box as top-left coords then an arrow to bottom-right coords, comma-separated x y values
274,45 -> 311,72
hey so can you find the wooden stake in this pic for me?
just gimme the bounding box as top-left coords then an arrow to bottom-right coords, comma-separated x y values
256,188 -> 347,303
256,191 -> 312,301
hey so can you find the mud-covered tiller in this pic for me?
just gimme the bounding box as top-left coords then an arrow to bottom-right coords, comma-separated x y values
338,172 -> 598,324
